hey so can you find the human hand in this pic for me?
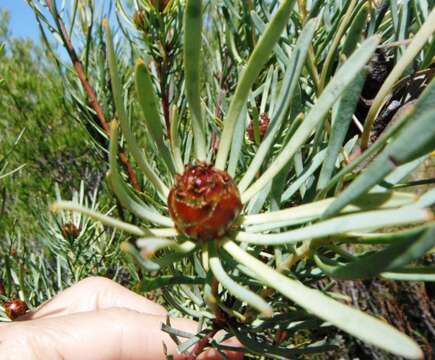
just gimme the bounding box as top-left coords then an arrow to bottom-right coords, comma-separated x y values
0,277 -> 243,360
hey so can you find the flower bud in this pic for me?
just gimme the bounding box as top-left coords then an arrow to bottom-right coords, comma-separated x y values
3,299 -> 28,320
168,161 -> 242,241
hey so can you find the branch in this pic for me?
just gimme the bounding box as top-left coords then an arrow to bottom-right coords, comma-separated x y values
45,0 -> 141,191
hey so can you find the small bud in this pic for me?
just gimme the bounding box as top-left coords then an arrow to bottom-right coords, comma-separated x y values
61,223 -> 80,239
247,113 -> 270,142
168,161 -> 242,241
3,299 -> 28,320
9,248 -> 17,257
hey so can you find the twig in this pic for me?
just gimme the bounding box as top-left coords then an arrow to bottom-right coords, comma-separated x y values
187,329 -> 218,359
45,0 -> 141,191
156,62 -> 171,138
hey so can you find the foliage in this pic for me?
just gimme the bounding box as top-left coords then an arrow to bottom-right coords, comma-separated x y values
7,0 -> 435,359
0,10 -> 104,234
0,183 -> 135,320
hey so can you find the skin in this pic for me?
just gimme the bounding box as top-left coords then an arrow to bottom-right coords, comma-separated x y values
0,277 -> 243,360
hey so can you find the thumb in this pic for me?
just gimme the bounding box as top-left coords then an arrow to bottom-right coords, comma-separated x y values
0,308 -> 242,360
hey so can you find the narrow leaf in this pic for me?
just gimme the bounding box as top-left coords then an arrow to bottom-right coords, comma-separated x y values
209,242 -> 272,317
238,18 -> 317,192
215,0 -> 296,169
237,208 -> 432,246
317,72 -> 366,190
324,79 -> 435,218
184,0 -> 207,160
103,20 -> 169,198
314,225 -> 435,279
224,240 -> 422,359
135,61 -> 175,174
108,122 -> 173,227
242,36 -> 380,203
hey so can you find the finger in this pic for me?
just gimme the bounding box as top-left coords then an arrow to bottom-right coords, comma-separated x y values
0,308 -> 242,360
21,277 -> 166,320
197,336 -> 244,360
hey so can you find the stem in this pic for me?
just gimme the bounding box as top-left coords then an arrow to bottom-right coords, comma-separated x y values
44,0 -> 141,191
156,60 -> 171,139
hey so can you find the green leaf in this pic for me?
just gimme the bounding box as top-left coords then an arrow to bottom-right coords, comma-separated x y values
388,225 -> 435,270
51,201 -> 148,237
339,224 -> 429,245
215,0 -> 296,170
317,71 -> 366,190
243,191 -> 416,227
108,122 -> 173,226
229,323 -> 335,357
241,35 -> 381,203
324,78 -> 435,218
250,11 -> 289,66
306,0 -> 323,20
137,238 -> 195,258
282,148 -> 326,201
237,208 -> 431,246
208,242 -> 272,317
184,0 -> 207,160
381,267 -> 435,282
103,20 -> 169,198
341,3 -> 369,57
227,106 -> 247,177
318,101 -> 413,198
135,61 -> 175,174
140,275 -> 204,292
319,0 -> 357,91
238,18 -> 317,192
224,240 -> 423,359
121,241 -> 161,272
314,225 -> 435,279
